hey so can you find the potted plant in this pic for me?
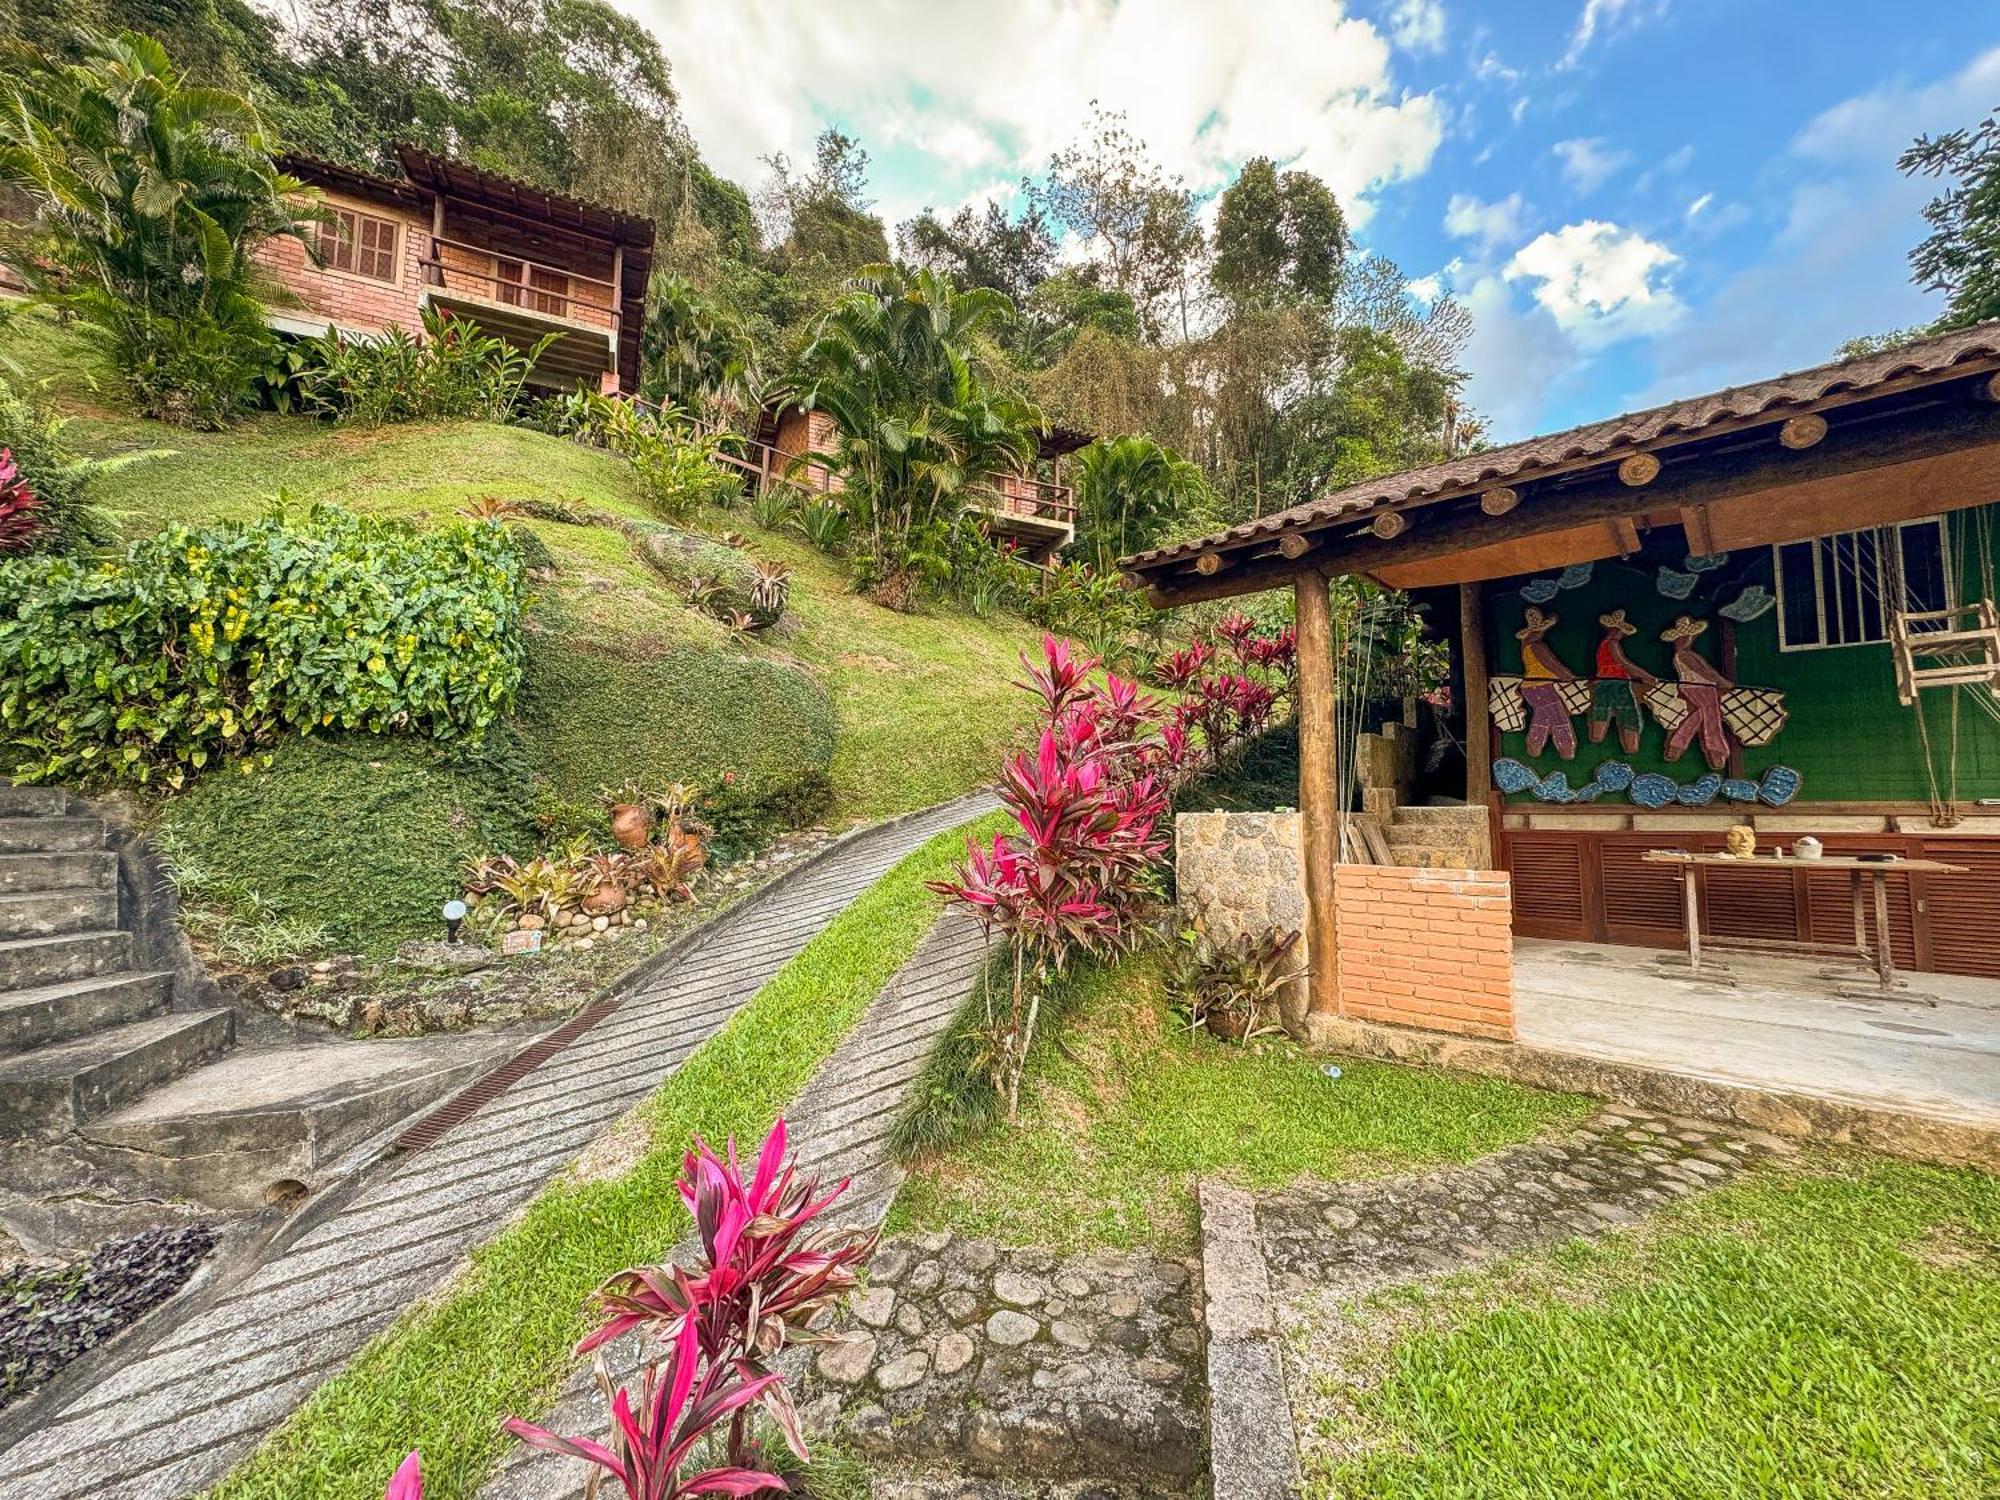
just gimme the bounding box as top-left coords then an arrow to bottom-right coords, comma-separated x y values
1165,921 -> 1302,1044
598,781 -> 656,850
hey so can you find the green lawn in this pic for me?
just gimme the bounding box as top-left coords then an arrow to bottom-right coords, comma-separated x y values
1299,1159 -> 1999,1498
887,954 -> 1593,1255
206,809 -> 1009,1500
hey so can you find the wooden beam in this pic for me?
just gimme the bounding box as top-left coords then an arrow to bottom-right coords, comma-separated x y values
1480,486 -> 1519,515
1195,552 -> 1229,576
1780,413 -> 1828,449
1278,532 -> 1312,559
1141,402 -> 2000,605
1460,581 -> 1491,803
1681,506 -> 1718,555
1609,516 -> 1643,554
1370,511 -> 1409,539
1294,569 -> 1342,1021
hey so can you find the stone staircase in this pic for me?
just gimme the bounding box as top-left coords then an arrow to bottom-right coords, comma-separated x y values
1378,803 -> 1492,870
0,786 -> 504,1256
0,787 -> 236,1146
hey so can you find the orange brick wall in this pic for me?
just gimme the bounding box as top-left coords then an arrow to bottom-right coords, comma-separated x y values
1333,866 -> 1515,1041
253,190 -> 429,335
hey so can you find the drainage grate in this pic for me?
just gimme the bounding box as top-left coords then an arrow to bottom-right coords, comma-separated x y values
392,998 -> 622,1155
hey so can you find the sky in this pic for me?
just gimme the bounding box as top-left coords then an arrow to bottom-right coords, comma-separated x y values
615,0 -> 2000,441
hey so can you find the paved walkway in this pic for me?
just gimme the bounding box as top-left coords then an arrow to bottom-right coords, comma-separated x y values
0,794 -> 995,1500
484,904 -> 996,1497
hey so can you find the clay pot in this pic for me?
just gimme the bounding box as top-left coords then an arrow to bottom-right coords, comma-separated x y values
581,882 -> 629,916
608,802 -> 652,851
1206,1008 -> 1250,1043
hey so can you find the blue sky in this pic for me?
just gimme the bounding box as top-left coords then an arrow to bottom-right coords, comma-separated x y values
625,0 -> 2000,439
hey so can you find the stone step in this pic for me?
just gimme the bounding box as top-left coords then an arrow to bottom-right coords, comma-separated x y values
0,970 -> 174,1056
0,850 -> 119,894
1390,804 -> 1484,825
0,816 -> 104,854
0,886 -> 120,940
0,785 -> 69,817
0,1008 -> 235,1134
0,929 -> 133,990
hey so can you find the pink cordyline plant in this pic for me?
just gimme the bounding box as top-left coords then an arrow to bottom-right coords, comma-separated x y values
0,448 -> 44,554
931,635 -> 1174,1116
384,1450 -> 422,1500
504,1118 -> 869,1497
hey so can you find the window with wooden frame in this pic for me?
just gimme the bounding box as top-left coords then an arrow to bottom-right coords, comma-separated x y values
1773,517 -> 1952,651
318,207 -> 401,283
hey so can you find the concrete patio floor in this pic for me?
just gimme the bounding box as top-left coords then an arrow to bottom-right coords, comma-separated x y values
1514,938 -> 2000,1132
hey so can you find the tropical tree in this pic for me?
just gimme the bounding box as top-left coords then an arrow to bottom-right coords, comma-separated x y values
0,31 -> 313,426
1070,435 -> 1210,573
788,264 -> 1040,607
1901,108 -> 2000,331
639,275 -> 760,421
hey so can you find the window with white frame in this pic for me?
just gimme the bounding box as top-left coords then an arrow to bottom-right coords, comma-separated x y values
1773,517 -> 1952,650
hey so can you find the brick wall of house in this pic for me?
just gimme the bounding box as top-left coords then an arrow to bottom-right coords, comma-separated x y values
253,190 -> 429,335
773,407 -> 843,493
1333,866 -> 1515,1040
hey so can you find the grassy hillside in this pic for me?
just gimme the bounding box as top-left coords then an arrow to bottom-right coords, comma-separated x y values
3,307 -> 1038,951
7,307 -> 1040,826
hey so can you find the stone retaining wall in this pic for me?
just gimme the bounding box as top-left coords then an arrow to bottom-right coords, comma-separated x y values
1174,811 -> 1310,1032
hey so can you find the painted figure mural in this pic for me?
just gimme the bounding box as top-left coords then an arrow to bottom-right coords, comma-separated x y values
1515,606 -> 1580,759
1658,613 -> 1735,771
1589,608 -> 1656,754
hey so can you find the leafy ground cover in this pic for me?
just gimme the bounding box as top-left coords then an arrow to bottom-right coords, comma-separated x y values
887,954 -> 1592,1256
1295,1158 -> 1999,1498
204,809 -> 1008,1500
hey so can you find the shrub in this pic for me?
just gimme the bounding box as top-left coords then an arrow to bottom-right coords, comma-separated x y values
299,309 -> 552,425
0,505 -> 527,788
0,375 -> 117,552
155,730 -> 539,952
1163,921 -> 1301,1042
628,426 -> 744,520
515,607 -> 836,849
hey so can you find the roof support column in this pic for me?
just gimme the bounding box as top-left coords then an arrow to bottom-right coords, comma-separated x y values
1294,567 -> 1342,1024
1460,581 -> 1491,803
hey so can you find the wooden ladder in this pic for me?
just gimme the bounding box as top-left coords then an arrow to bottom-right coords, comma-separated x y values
1890,600 -> 2000,705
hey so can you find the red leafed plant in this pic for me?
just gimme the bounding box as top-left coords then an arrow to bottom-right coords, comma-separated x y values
0,448 -> 45,554
931,635 -> 1178,1117
503,1118 -> 869,1496
384,1450 -> 422,1500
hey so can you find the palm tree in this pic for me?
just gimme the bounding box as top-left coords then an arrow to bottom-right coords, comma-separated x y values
0,31 -> 313,424
1070,434 -> 1211,574
788,264 -> 1040,604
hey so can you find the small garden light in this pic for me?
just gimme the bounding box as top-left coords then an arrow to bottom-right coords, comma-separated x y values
442,898 -> 467,943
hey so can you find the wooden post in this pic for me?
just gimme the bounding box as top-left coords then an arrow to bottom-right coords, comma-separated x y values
1459,581 -> 1491,802
1295,568 -> 1341,1020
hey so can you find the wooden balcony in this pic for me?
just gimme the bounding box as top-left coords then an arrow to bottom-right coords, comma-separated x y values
419,237 -> 618,385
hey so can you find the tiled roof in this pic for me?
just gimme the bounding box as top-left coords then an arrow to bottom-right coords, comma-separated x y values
1121,321 -> 2000,572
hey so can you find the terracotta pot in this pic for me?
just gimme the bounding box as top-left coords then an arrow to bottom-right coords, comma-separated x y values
581,882 -> 628,916
1206,1008 -> 1250,1043
609,803 -> 651,850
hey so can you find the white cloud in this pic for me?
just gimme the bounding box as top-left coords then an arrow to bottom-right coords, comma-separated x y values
1386,0 -> 1445,55
1685,191 -> 1713,220
1458,271 -> 1584,438
1504,220 -> 1684,349
1559,0 -> 1670,70
1552,136 -> 1633,194
627,0 -> 1444,230
1443,190 -> 1529,253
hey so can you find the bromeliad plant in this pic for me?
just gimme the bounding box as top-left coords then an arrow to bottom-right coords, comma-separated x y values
503,1117 -> 873,1496
0,448 -> 44,553
1164,919 -> 1303,1044
931,635 -> 1180,1118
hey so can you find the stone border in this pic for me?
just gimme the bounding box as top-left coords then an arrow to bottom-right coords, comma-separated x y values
1304,1015 -> 2000,1172
1198,1181 -> 1300,1500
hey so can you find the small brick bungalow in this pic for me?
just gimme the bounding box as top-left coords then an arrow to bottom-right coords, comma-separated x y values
256,145 -> 654,393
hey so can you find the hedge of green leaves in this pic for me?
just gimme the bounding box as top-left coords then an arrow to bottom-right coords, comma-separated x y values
0,505 -> 526,787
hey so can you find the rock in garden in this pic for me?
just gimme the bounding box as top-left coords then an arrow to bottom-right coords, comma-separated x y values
591,915 -> 610,932
985,1309 -> 1039,1346
868,1246 -> 912,1284
875,1350 -> 930,1391
393,940 -> 498,974
850,1286 -> 896,1328
815,1332 -> 877,1384
267,966 -> 307,992
933,1331 -> 976,1376
993,1271 -> 1045,1307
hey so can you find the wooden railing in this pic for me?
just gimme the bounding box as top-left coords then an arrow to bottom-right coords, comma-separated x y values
421,236 -> 618,336
678,411 -> 1074,523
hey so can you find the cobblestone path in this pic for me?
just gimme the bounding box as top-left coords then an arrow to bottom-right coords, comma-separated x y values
1256,1107 -> 1792,1297
0,794 -> 995,1500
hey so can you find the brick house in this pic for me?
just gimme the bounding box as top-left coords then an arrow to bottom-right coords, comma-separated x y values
257,146 -> 654,393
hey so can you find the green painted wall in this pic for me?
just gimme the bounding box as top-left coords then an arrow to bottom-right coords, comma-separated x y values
1486,506 -> 2000,804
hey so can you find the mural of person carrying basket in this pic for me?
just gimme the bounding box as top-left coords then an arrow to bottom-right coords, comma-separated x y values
1515,606 -> 1585,759
1590,608 -> 1657,754
1657,613 -> 1735,770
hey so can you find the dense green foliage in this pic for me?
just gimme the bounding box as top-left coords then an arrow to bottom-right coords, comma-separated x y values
1902,108 -> 2000,332
298,310 -> 552,426
1070,434 -> 1212,572
0,375 -> 117,552
204,811 -> 1006,1500
156,731 -> 538,952
0,31 -> 311,425
0,505 -> 525,788
1319,1160 -> 1999,1498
